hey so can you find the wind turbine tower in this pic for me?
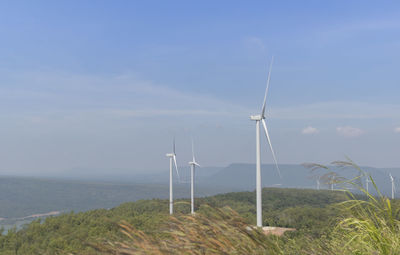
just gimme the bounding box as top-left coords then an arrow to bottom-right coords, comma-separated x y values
166,138 -> 180,215
390,173 -> 395,199
250,57 -> 281,228
330,174 -> 336,191
188,140 -> 200,214
366,176 -> 371,194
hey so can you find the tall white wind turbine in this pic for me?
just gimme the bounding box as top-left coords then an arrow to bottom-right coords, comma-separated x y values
188,139 -> 200,215
166,138 -> 180,215
250,57 -> 281,228
390,173 -> 395,199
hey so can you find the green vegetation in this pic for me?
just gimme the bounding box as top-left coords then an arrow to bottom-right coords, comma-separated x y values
1,161 -> 399,254
0,187 -> 347,254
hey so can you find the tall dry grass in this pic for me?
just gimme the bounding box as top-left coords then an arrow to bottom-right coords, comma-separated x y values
98,159 -> 400,255
95,205 -> 280,255
298,159 -> 400,255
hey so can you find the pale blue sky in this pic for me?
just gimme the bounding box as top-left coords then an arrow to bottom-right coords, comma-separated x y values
0,1 -> 399,175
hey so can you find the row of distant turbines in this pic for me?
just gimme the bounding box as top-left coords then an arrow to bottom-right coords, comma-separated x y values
365,174 -> 395,199
315,174 -> 396,199
166,138 -> 200,215
166,58 -> 280,228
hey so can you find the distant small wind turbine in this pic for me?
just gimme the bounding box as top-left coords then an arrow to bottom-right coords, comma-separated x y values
166,138 -> 180,215
250,57 -> 281,228
316,177 -> 320,190
366,176 -> 372,194
328,174 -> 334,191
390,173 -> 395,199
189,139 -> 200,214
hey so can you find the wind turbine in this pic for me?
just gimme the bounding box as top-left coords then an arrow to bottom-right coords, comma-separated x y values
188,139 -> 200,215
166,138 -> 180,215
316,177 -> 320,190
390,173 -> 395,199
366,176 -> 372,194
249,57 -> 281,228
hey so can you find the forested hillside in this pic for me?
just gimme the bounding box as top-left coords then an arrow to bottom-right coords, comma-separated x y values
0,188 -> 349,254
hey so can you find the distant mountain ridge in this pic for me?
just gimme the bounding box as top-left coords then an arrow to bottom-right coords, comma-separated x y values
202,163 -> 400,196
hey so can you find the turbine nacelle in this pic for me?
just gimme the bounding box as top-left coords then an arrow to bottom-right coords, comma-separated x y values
166,138 -> 180,180
189,161 -> 200,167
250,115 -> 263,121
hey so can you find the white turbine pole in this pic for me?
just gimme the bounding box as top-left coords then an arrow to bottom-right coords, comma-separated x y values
366,176 -> 372,194
169,157 -> 173,215
189,139 -> 200,215
317,178 -> 320,190
392,177 -> 394,199
390,174 -> 395,199
331,174 -> 335,191
255,120 -> 262,227
191,163 -> 195,214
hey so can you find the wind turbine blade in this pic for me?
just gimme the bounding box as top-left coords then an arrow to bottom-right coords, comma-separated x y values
194,162 -> 201,167
261,119 -> 281,178
261,56 -> 274,118
191,138 -> 195,162
173,155 -> 180,181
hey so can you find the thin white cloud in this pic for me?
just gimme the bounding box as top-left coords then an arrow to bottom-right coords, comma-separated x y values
243,36 -> 266,52
395,127 -> 400,133
0,70 -> 249,118
3,71 -> 400,123
302,126 -> 319,135
270,101 -> 400,120
106,109 -> 232,117
336,126 -> 365,137
312,17 -> 400,45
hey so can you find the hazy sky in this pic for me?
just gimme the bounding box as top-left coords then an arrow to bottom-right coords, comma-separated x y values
1,1 -> 400,175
